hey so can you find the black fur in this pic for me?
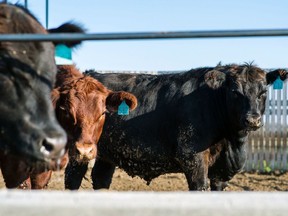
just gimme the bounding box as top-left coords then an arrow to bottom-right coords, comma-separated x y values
48,22 -> 86,47
84,64 -> 287,191
82,64 -> 287,190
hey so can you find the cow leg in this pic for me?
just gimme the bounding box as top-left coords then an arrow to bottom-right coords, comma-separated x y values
65,160 -> 88,190
1,166 -> 31,189
91,159 -> 115,190
30,170 -> 53,189
0,154 -> 31,189
210,179 -> 228,191
18,177 -> 32,189
178,153 -> 209,191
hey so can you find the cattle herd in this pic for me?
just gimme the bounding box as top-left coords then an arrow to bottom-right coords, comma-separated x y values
0,3 -> 287,191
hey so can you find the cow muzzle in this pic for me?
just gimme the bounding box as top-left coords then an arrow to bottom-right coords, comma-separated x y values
40,134 -> 67,161
244,115 -> 262,131
75,143 -> 97,163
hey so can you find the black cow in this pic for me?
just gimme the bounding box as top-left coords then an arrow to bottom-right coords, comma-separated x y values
206,69 -> 287,191
86,64 -> 287,191
0,3 -> 82,188
205,139 -> 246,191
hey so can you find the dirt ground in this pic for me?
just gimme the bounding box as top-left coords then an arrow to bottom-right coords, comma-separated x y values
1,166 -> 288,191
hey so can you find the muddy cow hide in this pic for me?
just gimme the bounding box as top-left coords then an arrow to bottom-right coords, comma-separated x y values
206,68 -> 287,191
87,64 -> 287,191
0,3 -> 85,189
27,65 -> 137,189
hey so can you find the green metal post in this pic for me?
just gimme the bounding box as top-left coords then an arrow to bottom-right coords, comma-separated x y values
46,0 -> 49,29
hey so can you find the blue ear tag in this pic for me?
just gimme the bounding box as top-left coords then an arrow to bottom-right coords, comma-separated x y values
118,101 -> 129,115
55,44 -> 73,65
273,76 -> 283,90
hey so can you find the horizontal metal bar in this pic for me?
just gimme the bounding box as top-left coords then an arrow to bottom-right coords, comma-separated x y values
1,29 -> 288,42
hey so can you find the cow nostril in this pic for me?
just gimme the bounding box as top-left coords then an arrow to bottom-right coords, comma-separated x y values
76,148 -> 81,155
40,136 -> 67,159
40,139 -> 54,157
245,116 -> 261,127
245,118 -> 252,125
76,146 -> 94,156
42,140 -> 54,152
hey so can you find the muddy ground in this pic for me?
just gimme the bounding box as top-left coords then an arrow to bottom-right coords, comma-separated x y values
1,167 -> 288,191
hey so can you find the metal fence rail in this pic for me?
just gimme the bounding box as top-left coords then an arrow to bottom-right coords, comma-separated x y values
1,29 -> 288,42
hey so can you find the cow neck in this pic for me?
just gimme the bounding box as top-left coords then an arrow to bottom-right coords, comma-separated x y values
212,87 -> 231,136
226,130 -> 248,145
223,128 -> 249,167
215,129 -> 249,175
213,87 -> 249,147
224,137 -> 247,175
0,56 -> 6,70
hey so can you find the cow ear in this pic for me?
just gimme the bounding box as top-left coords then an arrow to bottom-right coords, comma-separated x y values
48,22 -> 86,48
204,70 -> 226,89
51,88 -> 60,108
106,91 -> 138,112
266,69 -> 287,85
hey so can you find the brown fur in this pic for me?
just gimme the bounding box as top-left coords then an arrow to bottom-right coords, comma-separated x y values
25,65 -> 137,189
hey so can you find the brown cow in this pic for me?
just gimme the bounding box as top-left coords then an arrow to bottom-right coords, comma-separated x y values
25,65 -> 137,189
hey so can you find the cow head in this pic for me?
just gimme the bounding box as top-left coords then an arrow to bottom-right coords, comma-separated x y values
0,3 -> 67,167
205,64 -> 287,132
52,65 -> 137,164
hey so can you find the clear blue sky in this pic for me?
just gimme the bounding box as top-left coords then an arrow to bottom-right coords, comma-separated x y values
9,0 -> 288,71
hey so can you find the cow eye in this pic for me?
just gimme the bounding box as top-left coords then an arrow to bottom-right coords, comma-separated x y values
258,91 -> 267,99
96,110 -> 107,122
59,106 -> 71,118
231,89 -> 242,97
